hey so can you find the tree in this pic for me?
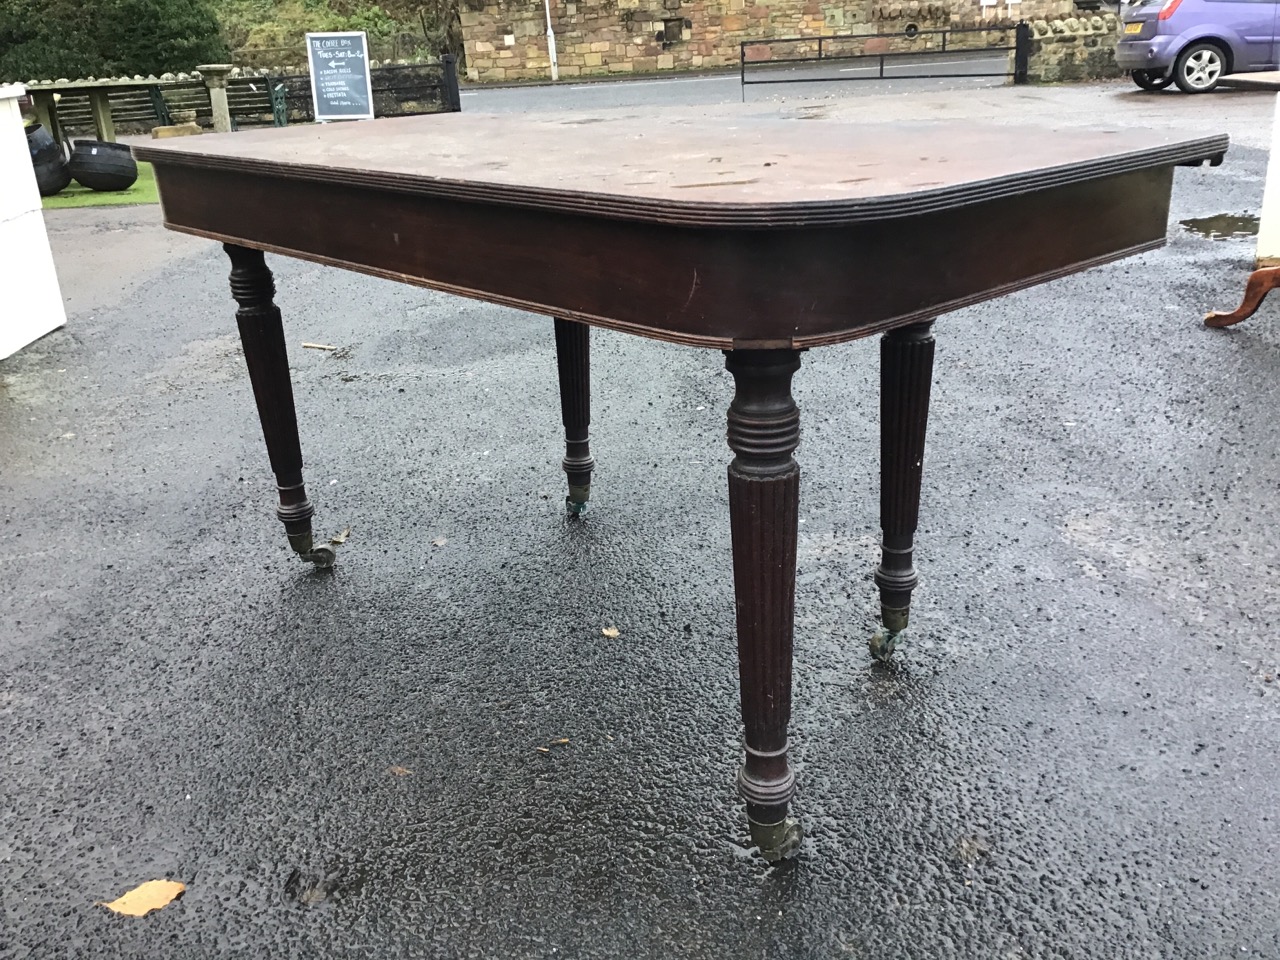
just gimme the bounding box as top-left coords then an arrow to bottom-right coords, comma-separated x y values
101,0 -> 230,75
0,0 -> 228,81
0,0 -> 105,80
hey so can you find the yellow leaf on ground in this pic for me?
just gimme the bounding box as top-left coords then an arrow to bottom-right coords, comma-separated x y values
601,627 -> 620,638
388,765 -> 412,776
98,880 -> 185,917
330,526 -> 351,545
552,738 -> 569,745
535,746 -> 550,753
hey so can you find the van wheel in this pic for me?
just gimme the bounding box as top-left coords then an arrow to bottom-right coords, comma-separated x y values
1132,69 -> 1173,90
1174,42 -> 1226,93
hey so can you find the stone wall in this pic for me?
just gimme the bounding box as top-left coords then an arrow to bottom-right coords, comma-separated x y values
1023,14 -> 1124,82
461,0 -> 1073,82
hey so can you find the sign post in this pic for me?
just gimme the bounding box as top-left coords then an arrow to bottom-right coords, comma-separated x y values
544,0 -> 559,82
305,32 -> 374,122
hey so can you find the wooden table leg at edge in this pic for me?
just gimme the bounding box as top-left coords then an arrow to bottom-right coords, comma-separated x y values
725,348 -> 804,862
224,244 -> 335,568
554,318 -> 595,515
872,319 -> 936,661
88,90 -> 116,143
29,91 -> 63,146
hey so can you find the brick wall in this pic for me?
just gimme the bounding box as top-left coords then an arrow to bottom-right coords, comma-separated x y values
461,0 -> 1073,82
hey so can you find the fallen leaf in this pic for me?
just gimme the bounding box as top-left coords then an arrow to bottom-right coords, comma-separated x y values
330,526 -> 351,545
535,746 -> 550,753
98,880 -> 185,917
552,738 -> 569,745
431,537 -> 447,547
606,735 -> 615,742
388,765 -> 412,777
301,342 -> 337,351
601,626 -> 620,638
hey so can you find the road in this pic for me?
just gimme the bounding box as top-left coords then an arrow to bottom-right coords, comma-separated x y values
3,80 -> 1280,959
463,53 -> 1012,112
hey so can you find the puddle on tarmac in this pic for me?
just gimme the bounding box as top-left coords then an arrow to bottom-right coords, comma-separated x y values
1179,214 -> 1260,240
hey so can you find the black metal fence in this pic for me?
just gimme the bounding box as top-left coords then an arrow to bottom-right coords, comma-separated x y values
274,57 -> 463,124
232,36 -> 438,69
740,22 -> 1030,93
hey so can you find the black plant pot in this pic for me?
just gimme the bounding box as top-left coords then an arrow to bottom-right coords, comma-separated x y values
25,122 -> 62,164
68,139 -> 138,192
25,122 -> 71,197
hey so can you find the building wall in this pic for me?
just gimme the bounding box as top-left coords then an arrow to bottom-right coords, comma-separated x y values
461,0 -> 1074,82
1024,15 -> 1125,82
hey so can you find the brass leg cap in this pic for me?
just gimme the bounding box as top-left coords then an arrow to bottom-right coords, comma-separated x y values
869,627 -> 902,662
287,530 -> 315,556
749,816 -> 803,862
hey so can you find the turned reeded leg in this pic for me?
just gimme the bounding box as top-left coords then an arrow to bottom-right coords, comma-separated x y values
871,320 -> 935,661
554,317 -> 595,516
225,244 -> 334,568
725,348 -> 804,862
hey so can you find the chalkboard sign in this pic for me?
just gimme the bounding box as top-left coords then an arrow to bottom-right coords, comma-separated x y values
305,31 -> 374,122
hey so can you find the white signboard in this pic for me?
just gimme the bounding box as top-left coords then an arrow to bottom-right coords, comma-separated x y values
305,31 -> 374,122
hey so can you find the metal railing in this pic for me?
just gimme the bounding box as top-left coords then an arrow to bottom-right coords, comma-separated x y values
740,22 -> 1030,94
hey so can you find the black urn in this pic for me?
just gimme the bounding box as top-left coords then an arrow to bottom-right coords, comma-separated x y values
25,122 -> 71,197
68,139 -> 139,192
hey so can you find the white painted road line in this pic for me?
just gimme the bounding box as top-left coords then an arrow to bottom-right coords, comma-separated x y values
839,57 -> 1007,72
568,75 -> 736,89
462,75 -> 736,94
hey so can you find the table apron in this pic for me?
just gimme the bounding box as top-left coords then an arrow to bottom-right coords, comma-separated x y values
153,163 -> 1174,348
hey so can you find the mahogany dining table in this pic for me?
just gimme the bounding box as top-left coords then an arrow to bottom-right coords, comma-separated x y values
133,113 -> 1227,862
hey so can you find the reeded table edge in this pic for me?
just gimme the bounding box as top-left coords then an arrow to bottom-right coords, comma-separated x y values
135,134 -> 1228,229
163,219 -> 1163,347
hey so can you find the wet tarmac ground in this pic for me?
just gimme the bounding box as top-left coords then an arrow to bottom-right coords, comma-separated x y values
2,83 -> 1280,958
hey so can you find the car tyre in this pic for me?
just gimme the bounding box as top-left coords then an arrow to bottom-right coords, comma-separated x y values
1132,69 -> 1173,91
1173,42 -> 1226,93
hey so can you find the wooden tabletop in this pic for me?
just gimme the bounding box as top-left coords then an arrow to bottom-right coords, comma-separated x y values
134,112 -> 1227,228
135,112 -> 1229,348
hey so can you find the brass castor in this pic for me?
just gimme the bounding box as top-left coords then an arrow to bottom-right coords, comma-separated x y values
302,543 -> 336,568
749,815 -> 803,862
869,626 -> 903,662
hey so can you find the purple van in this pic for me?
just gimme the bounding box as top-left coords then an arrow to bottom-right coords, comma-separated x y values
1117,0 -> 1277,93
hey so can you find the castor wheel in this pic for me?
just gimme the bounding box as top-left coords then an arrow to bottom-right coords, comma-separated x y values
302,543 -> 336,568
566,497 -> 588,518
749,816 -> 803,862
869,626 -> 902,662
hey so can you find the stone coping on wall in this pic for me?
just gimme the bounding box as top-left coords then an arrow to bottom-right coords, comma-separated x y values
1024,14 -> 1124,83
1029,13 -> 1120,37
14,59 -> 439,88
